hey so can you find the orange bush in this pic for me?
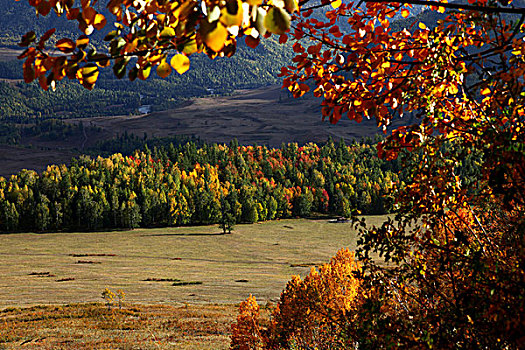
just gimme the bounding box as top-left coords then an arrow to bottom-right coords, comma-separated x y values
231,248 -> 361,349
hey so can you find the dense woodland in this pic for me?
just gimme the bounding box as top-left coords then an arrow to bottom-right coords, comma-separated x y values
0,139 -> 400,232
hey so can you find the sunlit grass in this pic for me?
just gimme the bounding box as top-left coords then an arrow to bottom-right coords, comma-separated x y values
0,216 -> 390,348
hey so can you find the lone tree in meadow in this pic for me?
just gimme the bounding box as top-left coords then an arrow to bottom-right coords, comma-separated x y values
15,0 -> 525,347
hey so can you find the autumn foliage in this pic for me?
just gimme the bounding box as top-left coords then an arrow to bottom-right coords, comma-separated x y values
16,0 -> 301,89
233,0 -> 525,347
230,295 -> 263,350
0,140 -> 399,232
231,248 -> 362,350
11,0 -> 525,346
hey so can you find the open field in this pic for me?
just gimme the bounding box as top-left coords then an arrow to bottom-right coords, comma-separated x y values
0,217 -> 389,348
0,303 -> 241,349
0,145 -> 78,178
0,217 -> 389,307
65,85 -> 399,148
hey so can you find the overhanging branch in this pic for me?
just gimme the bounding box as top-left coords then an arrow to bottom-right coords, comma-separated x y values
363,0 -> 525,15
299,0 -> 525,14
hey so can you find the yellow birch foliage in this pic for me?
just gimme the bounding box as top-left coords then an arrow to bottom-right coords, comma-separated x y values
231,248 -> 361,349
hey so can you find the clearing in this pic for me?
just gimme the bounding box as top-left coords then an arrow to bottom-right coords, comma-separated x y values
0,217 -> 387,349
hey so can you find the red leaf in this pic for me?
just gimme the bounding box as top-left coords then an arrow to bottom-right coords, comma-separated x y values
38,28 -> 56,50
245,35 -> 260,49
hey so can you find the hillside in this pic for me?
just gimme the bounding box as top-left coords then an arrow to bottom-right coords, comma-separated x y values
0,85 -> 408,176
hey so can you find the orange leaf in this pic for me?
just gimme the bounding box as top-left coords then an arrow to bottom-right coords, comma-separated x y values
38,75 -> 48,91
156,60 -> 172,78
23,64 -> 35,83
55,38 -> 76,53
37,0 -> 51,16
299,83 -> 310,92
138,66 -> 151,80
38,28 -> 56,50
93,13 -> 107,30
245,35 -> 260,49
83,7 -> 97,25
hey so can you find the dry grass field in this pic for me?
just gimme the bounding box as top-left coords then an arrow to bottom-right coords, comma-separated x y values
65,85 -> 387,148
0,145 -> 78,178
0,303 -> 240,349
0,217 -> 389,349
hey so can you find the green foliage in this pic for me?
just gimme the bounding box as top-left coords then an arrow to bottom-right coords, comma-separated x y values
0,139 -> 399,232
0,80 -> 140,121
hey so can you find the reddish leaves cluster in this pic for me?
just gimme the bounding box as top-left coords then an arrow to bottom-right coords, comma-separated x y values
281,0 -> 525,161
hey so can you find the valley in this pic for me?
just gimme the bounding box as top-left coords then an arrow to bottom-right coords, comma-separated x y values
0,84 -> 397,176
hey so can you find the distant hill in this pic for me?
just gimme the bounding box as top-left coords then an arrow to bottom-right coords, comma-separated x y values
0,0 -> 295,120
0,84 -> 410,176
0,1 -> 418,175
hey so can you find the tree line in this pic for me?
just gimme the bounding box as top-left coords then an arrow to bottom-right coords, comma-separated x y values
0,139 -> 400,232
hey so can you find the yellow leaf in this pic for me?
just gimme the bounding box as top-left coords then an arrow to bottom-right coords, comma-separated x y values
76,35 -> 90,48
481,87 -> 491,95
331,0 -> 341,9
448,84 -> 458,95
182,38 -> 198,55
264,7 -> 291,35
419,22 -> 427,30
156,60 -> 172,78
160,27 -> 176,39
220,0 -> 243,27
284,0 -> 298,13
201,21 -> 228,52
170,54 -> 190,74
401,9 -> 409,18
77,64 -> 99,89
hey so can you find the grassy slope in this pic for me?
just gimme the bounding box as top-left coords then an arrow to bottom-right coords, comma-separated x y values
0,217 -> 389,348
0,217 -> 389,307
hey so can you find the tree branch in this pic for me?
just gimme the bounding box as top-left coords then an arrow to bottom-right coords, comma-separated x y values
363,0 -> 525,14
